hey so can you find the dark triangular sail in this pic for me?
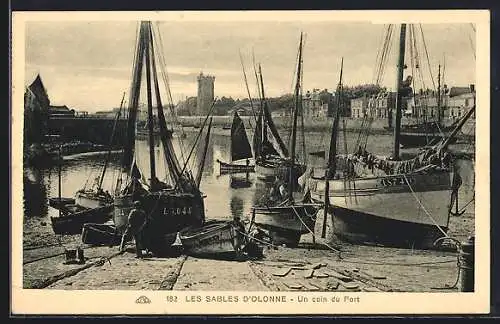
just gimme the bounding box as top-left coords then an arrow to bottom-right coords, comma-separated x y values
231,111 -> 253,162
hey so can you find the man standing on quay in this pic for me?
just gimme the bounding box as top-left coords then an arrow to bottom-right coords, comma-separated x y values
120,200 -> 150,258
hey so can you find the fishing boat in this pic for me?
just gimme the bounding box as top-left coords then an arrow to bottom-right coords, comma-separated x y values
309,24 -> 474,249
251,33 -> 321,247
252,64 -> 306,183
179,219 -> 246,256
48,145 -> 113,235
380,26 -> 459,149
216,111 -> 255,174
74,95 -> 126,209
113,21 -> 209,255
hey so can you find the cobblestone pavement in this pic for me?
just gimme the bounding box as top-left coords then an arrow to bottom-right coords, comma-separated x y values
47,251 -> 187,290
173,256 -> 269,291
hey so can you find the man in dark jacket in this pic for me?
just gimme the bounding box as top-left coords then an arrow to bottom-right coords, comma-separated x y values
120,200 -> 149,258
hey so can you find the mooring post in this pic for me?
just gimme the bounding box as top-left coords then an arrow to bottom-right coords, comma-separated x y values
458,235 -> 475,292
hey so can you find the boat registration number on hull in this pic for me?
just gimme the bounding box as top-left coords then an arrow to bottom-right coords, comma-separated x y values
380,176 -> 415,187
162,206 -> 192,216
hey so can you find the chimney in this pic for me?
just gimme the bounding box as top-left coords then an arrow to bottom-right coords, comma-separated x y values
469,84 -> 475,93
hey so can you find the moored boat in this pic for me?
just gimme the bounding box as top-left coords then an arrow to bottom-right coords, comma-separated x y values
113,21 -> 209,256
252,63 -> 306,184
81,222 -> 122,246
179,220 -> 246,256
309,24 -> 475,249
252,200 -> 320,247
217,111 -> 255,174
50,203 -> 113,235
251,34 -> 321,247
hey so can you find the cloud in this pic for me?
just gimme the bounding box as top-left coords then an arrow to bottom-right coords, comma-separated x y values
24,20 -> 476,112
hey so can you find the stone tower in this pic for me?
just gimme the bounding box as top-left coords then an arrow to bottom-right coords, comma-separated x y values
196,72 -> 215,116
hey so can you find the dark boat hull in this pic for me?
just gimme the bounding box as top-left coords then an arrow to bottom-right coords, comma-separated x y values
48,197 -> 76,209
81,223 -> 122,246
385,124 -> 457,148
329,205 -> 448,249
51,205 -> 113,235
399,132 -> 457,148
114,190 -> 206,255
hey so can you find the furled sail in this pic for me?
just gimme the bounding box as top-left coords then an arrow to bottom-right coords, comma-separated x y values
230,111 -> 253,162
122,23 -> 147,170
148,24 -> 183,185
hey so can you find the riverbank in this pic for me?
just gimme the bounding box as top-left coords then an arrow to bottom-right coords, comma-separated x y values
22,209 -> 473,292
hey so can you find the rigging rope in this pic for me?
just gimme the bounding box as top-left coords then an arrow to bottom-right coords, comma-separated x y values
402,173 -> 449,238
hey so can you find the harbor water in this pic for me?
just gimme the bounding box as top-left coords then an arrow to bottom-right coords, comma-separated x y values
22,129 -> 475,240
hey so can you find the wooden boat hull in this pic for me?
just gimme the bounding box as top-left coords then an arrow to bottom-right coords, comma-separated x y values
48,197 -> 75,209
309,170 -> 454,249
75,190 -> 113,209
399,132 -> 457,148
51,204 -> 114,235
179,220 -> 244,256
81,223 -> 121,246
217,159 -> 255,174
329,205 -> 448,249
114,190 -> 206,254
230,176 -> 252,189
252,203 -> 320,247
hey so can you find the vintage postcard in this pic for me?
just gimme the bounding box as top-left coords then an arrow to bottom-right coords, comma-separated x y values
11,10 -> 490,315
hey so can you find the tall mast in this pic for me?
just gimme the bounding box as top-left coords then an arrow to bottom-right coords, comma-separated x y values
98,93 -> 125,190
437,64 -> 442,125
144,22 -> 157,188
290,33 -> 303,170
392,24 -> 407,160
327,57 -> 344,179
258,64 -> 267,142
288,32 -> 303,198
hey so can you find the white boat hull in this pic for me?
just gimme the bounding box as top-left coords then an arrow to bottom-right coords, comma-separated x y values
75,190 -> 112,209
309,170 -> 454,248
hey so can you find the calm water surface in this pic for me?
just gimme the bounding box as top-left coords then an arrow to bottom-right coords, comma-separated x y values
23,129 -> 475,223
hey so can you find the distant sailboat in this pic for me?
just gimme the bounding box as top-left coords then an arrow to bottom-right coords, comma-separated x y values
74,94 -> 125,209
252,63 -> 307,184
216,111 -> 255,174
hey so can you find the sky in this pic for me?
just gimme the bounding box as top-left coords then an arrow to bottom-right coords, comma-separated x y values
23,17 -> 477,113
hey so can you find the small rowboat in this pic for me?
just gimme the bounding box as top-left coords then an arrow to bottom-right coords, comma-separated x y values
81,223 -> 122,246
217,159 -> 255,174
179,220 -> 246,256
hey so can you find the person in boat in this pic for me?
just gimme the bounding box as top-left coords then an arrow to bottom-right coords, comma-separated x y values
120,200 -> 151,258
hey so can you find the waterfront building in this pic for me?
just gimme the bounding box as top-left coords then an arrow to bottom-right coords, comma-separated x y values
350,95 -> 368,119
